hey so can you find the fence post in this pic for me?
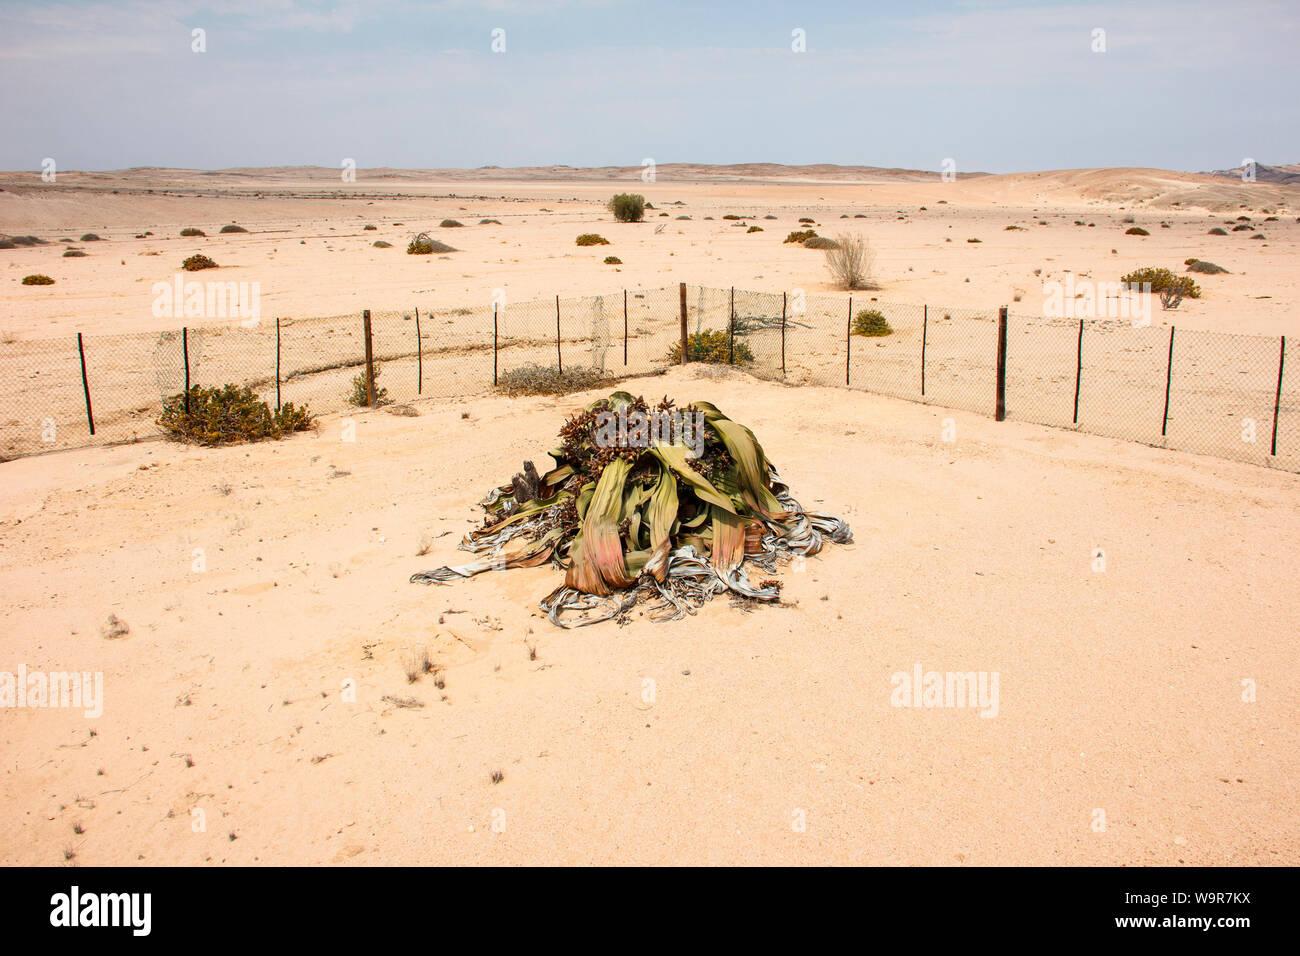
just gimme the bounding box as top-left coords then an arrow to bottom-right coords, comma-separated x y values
1161,326 -> 1175,437
275,318 -> 281,411
363,309 -> 375,407
995,306 -> 1008,421
493,303 -> 499,386
415,307 -> 422,395
1271,335 -> 1285,457
182,326 -> 191,414
623,289 -> 628,366
781,291 -> 787,376
555,294 -> 562,374
1072,318 -> 1083,425
679,282 -> 688,364
921,305 -> 927,396
845,296 -> 852,386
77,332 -> 95,436
728,286 -> 735,365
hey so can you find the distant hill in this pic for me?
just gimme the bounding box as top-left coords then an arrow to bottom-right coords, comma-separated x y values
1203,162 -> 1300,185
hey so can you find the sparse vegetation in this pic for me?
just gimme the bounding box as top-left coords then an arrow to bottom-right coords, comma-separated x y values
407,234 -> 457,254
180,227 -> 205,237
823,232 -> 878,291
158,385 -> 313,445
373,240 -> 392,248
1185,259 -> 1229,274
347,364 -> 391,407
439,219 -> 463,228
607,193 -> 646,223
219,224 -> 248,233
852,308 -> 893,337
747,225 -> 763,233
182,254 -> 218,271
784,229 -> 817,244
603,255 -> 622,264
364,224 -> 378,230
79,233 -> 102,242
22,274 -> 55,285
63,249 -> 87,257
1120,267 -> 1201,309
496,363 -> 612,397
667,329 -> 754,365
1208,227 -> 1228,235
576,233 -> 610,246
1125,227 -> 1150,236
803,236 -> 838,249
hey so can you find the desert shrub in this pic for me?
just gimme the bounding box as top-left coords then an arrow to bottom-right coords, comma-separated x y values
1208,227 -> 1228,235
158,385 -> 313,445
784,229 -> 817,244
764,215 -> 778,220
824,232 -> 878,290
803,236 -> 838,249
666,329 -> 754,365
852,309 -> 892,337
496,363 -> 611,397
1005,225 -> 1025,230
182,254 -> 218,271
22,274 -> 54,285
966,237 -> 982,243
180,227 -> 205,237
363,224 -> 377,230
604,256 -> 622,264
439,219 -> 463,227
478,219 -> 502,225
747,225 -> 763,233
219,224 -> 248,233
798,217 -> 815,224
676,215 -> 691,220
722,214 -> 743,220
0,240 -> 13,249
79,233 -> 102,241
1231,224 -> 1253,232
1236,215 -> 1251,221
1251,234 -> 1266,239
373,240 -> 393,248
347,364 -> 391,407
607,193 -> 646,223
63,249 -> 87,257
1186,259 -> 1229,274
1125,227 -> 1150,236
576,233 -> 610,246
1121,267 -> 1200,309
1121,216 -> 1135,224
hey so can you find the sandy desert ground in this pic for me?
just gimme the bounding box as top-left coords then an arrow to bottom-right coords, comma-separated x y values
1,166 -> 1297,865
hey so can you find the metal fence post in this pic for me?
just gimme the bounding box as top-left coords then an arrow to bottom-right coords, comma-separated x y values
728,286 -> 735,365
77,332 -> 95,435
623,289 -> 628,366
679,282 -> 688,364
845,296 -> 852,386
921,305 -> 928,397
1072,318 -> 1083,425
275,317 -> 282,411
1271,335 -> 1286,457
363,309 -> 375,407
182,326 -> 191,414
995,306 -> 1008,421
415,307 -> 422,395
1161,326 -> 1175,437
493,303 -> 499,386
555,294 -> 562,374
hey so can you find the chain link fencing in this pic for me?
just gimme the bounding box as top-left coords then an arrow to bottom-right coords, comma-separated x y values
1,284 -> 1294,473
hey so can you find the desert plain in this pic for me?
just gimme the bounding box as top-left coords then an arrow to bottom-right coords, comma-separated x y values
1,164 -> 1297,865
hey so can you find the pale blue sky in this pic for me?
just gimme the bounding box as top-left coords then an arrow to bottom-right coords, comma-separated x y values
1,0 -> 1295,172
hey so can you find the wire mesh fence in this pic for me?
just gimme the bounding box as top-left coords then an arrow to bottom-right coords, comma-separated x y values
0,283 -> 1294,473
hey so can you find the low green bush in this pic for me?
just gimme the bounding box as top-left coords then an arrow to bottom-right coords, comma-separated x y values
852,309 -> 892,337
666,329 -> 754,365
158,384 -> 313,445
